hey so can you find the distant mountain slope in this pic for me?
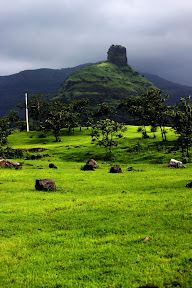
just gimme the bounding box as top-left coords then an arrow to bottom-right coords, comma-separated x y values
141,72 -> 192,104
0,63 -> 192,119
54,62 -> 156,107
0,64 -> 90,118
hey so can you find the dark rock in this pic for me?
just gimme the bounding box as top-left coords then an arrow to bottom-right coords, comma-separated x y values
186,182 -> 192,188
110,166 -> 122,173
0,159 -> 22,169
107,44 -> 128,66
49,163 -> 57,169
86,159 -> 99,168
127,166 -> 134,171
82,164 -> 95,171
35,179 -> 56,191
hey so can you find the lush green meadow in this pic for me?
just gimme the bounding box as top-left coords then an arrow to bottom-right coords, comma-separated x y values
0,127 -> 192,287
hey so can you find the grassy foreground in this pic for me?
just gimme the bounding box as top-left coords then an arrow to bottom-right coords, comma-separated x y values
0,127 -> 192,287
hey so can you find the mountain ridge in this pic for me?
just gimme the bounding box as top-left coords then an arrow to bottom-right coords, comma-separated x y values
0,63 -> 192,118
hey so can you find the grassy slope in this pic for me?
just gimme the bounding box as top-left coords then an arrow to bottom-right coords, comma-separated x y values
0,127 -> 192,287
54,62 -> 156,106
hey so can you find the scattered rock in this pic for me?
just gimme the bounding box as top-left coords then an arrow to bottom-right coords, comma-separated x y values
86,159 -> 99,168
35,179 -> 56,191
127,166 -> 134,171
0,159 -> 22,169
49,163 -> 57,169
81,158 -> 99,171
165,159 -> 186,168
81,164 -> 95,171
186,182 -> 192,188
110,166 -> 122,173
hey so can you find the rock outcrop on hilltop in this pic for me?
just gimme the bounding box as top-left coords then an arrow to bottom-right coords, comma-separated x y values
54,44 -> 156,119
107,45 -> 128,66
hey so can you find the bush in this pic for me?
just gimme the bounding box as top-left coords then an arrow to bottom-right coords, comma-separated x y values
151,126 -> 157,132
0,147 -> 23,159
142,131 -> 149,138
137,126 -> 143,132
38,133 -> 46,138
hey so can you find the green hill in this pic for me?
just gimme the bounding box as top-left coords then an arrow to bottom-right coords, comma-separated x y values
54,45 -> 156,108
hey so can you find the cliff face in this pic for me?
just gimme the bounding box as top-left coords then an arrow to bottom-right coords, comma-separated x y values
107,45 -> 128,66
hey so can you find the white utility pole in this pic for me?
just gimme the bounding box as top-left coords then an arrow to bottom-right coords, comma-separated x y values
25,92 -> 29,132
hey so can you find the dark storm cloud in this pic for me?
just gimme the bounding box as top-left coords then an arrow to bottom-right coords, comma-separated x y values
0,0 -> 192,85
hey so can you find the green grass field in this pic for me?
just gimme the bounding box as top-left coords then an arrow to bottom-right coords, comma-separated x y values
0,127 -> 192,287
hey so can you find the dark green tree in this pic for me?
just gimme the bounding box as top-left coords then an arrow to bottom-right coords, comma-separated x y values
45,102 -> 69,141
46,109 -> 69,142
141,89 -> 169,141
0,116 -> 12,145
90,119 -> 127,158
172,96 -> 192,157
122,89 -> 169,140
70,98 -> 90,131
7,110 -> 20,129
95,102 -> 116,120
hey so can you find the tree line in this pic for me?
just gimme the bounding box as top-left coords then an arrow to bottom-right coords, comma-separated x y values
0,89 -> 192,159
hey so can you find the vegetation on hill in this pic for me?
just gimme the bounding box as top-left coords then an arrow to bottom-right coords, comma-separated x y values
54,62 -> 156,109
1,49 -> 192,119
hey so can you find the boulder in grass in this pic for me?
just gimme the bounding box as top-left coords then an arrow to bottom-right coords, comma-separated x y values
81,164 -> 95,171
49,163 -> 57,169
86,159 -> 99,169
35,179 -> 56,191
110,166 -> 122,173
186,182 -> 192,188
165,159 -> 186,168
0,159 -> 22,169
81,158 -> 99,171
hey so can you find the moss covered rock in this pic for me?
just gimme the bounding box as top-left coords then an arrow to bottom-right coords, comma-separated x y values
107,45 -> 128,66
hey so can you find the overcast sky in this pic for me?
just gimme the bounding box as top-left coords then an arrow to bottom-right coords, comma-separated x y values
1,0 -> 192,86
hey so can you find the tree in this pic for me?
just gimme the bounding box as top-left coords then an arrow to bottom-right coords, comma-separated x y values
95,102 -> 116,120
7,110 -> 20,129
45,102 -> 69,142
141,89 -> 169,141
0,116 -> 12,145
172,96 -> 192,157
90,119 -> 127,159
122,89 -> 169,140
70,98 -> 90,131
46,110 -> 68,142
